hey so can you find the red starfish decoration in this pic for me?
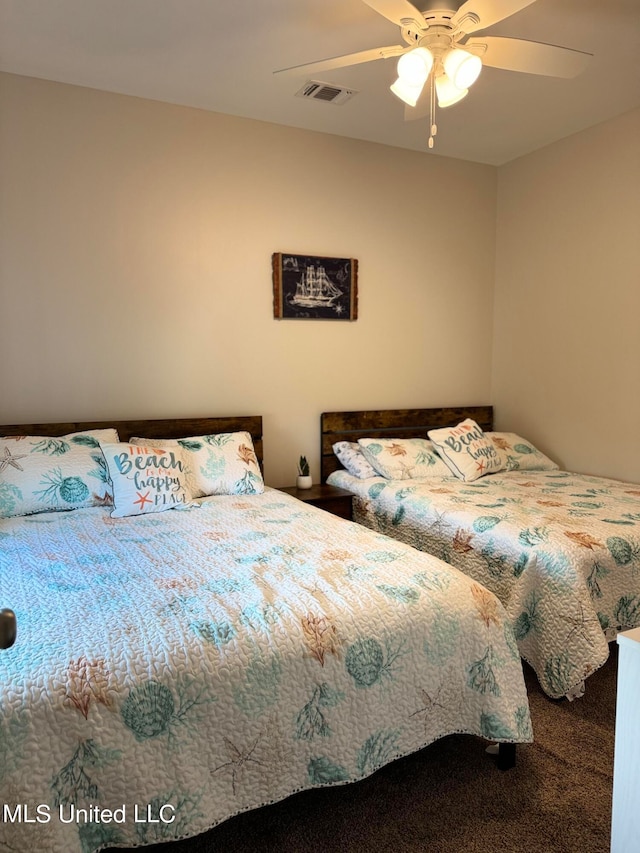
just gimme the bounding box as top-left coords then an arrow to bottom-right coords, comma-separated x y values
134,491 -> 153,510
475,459 -> 486,474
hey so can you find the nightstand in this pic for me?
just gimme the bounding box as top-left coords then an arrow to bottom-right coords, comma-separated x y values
278,483 -> 353,520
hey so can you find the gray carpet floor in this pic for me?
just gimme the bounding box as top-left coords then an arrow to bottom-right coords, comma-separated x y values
115,646 -> 617,853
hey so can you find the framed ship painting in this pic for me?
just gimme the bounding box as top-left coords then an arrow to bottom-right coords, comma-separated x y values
272,253 -> 358,320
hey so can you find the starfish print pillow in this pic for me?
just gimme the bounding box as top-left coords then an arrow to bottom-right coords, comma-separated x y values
100,443 -> 196,518
428,419 -> 505,482
0,429 -> 118,517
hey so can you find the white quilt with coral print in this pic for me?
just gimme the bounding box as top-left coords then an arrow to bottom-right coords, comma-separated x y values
0,490 -> 532,853
0,489 -> 530,853
328,468 -> 640,698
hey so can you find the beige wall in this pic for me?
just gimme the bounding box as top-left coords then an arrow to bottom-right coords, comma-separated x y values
493,108 -> 640,482
0,73 -> 497,486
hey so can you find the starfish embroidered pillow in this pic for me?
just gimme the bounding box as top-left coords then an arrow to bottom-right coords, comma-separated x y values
357,437 -> 452,480
128,431 -> 264,497
0,429 -> 118,517
100,443 -> 196,518
428,419 -> 504,482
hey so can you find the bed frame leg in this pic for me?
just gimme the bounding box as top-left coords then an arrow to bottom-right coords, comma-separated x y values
497,743 -> 516,770
485,742 -> 516,770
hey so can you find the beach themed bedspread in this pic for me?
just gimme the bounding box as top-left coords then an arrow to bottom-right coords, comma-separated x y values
0,489 -> 530,853
328,469 -> 640,698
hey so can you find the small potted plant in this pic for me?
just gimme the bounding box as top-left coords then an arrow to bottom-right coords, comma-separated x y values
297,455 -> 312,489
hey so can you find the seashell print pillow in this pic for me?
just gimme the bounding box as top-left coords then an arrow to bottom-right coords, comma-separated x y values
332,441 -> 378,479
487,432 -> 559,472
357,437 -> 452,480
0,428 -> 118,517
128,431 -> 264,497
100,443 -> 196,518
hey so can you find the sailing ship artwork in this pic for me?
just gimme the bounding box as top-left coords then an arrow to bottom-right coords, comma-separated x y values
273,253 -> 358,320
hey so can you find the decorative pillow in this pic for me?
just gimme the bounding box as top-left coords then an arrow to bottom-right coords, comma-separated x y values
332,441 -> 378,479
100,442 -> 195,518
357,437 -> 451,480
129,431 -> 264,497
0,428 -> 118,518
428,419 -> 504,482
487,432 -> 559,472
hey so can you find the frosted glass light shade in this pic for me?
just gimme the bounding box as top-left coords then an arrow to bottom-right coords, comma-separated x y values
397,47 -> 433,86
435,74 -> 468,107
390,76 -> 425,107
443,48 -> 482,89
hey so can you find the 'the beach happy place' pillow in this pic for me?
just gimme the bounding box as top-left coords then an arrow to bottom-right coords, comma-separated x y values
487,432 -> 559,472
428,419 -> 504,482
129,431 -> 264,497
357,437 -> 452,480
0,428 -> 118,518
100,442 -> 195,518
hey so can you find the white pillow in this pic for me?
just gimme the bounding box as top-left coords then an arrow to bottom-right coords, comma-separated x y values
0,428 -> 118,518
129,431 -> 264,497
332,441 -> 378,479
100,442 -> 196,518
487,432 -> 559,472
428,419 -> 504,482
357,437 -> 451,480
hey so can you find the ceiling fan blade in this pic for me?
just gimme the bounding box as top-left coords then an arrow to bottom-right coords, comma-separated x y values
362,0 -> 425,29
452,0 -> 537,35
466,36 -> 592,77
274,44 -> 406,77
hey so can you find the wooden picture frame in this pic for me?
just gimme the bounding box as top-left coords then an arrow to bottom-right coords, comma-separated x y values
272,252 -> 358,320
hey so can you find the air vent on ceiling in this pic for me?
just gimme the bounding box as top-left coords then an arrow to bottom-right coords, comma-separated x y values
296,80 -> 357,105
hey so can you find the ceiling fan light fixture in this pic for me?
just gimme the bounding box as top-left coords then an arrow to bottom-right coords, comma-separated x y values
443,48 -> 482,89
274,0 -> 593,154
390,76 -> 425,107
435,74 -> 468,108
397,47 -> 433,86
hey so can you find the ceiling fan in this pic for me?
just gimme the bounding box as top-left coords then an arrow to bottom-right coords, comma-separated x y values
274,0 -> 591,148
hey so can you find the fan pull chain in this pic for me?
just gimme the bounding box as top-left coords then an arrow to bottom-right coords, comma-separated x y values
428,71 -> 437,150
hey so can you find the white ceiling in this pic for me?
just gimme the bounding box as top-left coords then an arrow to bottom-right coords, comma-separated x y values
1,0 -> 639,165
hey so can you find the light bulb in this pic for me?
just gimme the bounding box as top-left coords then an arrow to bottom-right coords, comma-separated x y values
390,76 -> 425,107
397,47 -> 433,86
435,74 -> 468,108
443,48 -> 482,89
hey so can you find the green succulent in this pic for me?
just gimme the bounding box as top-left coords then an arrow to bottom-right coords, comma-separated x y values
298,455 -> 310,476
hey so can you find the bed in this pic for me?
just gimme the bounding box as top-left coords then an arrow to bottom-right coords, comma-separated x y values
322,406 -> 640,700
0,415 -> 530,853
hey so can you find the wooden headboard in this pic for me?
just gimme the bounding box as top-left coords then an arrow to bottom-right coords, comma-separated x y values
0,415 -> 264,471
320,406 -> 493,482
